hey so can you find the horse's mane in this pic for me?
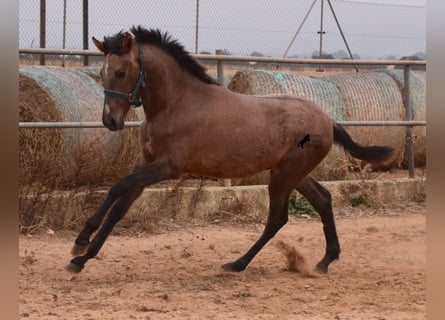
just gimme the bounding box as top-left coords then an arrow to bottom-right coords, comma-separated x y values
102,26 -> 219,85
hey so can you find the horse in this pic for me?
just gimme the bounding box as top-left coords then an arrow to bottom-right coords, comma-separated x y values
67,26 -> 393,274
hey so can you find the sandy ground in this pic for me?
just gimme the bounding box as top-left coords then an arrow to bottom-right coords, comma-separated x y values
19,205 -> 425,320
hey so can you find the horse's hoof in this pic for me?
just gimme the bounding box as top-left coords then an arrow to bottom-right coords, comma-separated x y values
221,261 -> 246,272
315,263 -> 328,274
71,243 -> 89,257
65,262 -> 84,273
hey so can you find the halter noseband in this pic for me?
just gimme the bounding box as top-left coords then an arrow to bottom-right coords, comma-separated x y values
103,41 -> 146,108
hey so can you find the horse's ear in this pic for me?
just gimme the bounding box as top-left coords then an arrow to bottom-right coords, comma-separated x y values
92,37 -> 104,53
122,32 -> 134,53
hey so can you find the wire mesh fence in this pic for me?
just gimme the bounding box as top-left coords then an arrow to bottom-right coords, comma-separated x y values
20,0 -> 425,65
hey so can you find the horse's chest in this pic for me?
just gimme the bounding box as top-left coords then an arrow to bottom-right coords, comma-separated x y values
142,129 -> 173,158
140,122 -> 164,158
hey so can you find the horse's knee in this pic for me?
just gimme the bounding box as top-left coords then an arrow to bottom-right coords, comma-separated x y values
84,215 -> 102,233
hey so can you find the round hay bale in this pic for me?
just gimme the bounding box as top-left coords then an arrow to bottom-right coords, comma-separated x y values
381,70 -> 426,167
75,66 -> 102,83
19,66 -> 141,188
19,73 -> 64,187
228,70 -> 349,183
321,72 -> 406,168
228,70 -> 345,120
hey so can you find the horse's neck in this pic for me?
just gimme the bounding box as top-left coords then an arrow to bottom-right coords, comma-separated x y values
142,49 -> 213,117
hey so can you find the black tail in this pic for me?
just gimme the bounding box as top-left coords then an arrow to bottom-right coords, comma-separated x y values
333,122 -> 394,163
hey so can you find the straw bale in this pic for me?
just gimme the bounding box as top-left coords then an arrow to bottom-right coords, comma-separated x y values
321,72 -> 406,168
228,70 -> 345,120
381,70 -> 426,166
19,66 -> 141,188
19,74 -> 64,187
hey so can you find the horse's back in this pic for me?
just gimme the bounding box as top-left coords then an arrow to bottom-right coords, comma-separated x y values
232,91 -> 334,138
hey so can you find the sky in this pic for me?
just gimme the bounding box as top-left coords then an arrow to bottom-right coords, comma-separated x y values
19,0 -> 426,59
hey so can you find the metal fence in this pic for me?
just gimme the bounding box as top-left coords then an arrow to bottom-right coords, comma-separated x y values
19,0 -> 425,65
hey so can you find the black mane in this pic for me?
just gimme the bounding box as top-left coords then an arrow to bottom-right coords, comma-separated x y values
102,26 -> 218,85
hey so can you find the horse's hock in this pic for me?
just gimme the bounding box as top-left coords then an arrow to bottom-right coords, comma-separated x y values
19,66 -> 143,188
228,69 -> 426,182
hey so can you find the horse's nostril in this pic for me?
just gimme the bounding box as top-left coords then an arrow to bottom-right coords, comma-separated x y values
103,116 -> 116,130
103,116 -> 123,131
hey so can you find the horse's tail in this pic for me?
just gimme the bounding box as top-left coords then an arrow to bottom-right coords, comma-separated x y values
333,122 -> 394,163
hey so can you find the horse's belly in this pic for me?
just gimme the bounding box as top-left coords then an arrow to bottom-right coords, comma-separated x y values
185,143 -> 290,179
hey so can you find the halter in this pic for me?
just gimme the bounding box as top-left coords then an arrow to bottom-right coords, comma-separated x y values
103,41 -> 146,108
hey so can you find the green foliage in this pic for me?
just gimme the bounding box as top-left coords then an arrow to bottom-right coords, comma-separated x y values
350,195 -> 371,207
288,191 -> 319,219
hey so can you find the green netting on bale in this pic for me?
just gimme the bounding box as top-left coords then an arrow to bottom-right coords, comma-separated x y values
381,70 -> 426,166
321,72 -> 406,167
76,66 -> 102,82
228,70 -> 345,120
19,66 -> 140,188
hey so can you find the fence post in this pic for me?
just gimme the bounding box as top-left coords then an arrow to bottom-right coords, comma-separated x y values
39,0 -> 46,65
404,64 -> 415,178
83,0 -> 89,66
215,50 -> 231,187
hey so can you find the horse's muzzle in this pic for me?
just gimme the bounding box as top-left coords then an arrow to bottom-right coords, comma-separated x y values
103,114 -> 124,131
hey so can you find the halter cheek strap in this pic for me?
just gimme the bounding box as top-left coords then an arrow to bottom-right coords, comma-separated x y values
103,41 -> 146,108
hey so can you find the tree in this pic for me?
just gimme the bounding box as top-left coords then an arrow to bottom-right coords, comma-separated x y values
331,49 -> 348,59
412,52 -> 426,60
250,51 -> 265,57
385,55 -> 397,60
311,51 -> 333,59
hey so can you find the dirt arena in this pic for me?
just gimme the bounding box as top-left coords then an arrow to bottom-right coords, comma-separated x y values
19,203 -> 425,320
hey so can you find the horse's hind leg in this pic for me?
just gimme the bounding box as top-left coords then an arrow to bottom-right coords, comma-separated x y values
296,176 -> 340,273
222,167 -> 297,272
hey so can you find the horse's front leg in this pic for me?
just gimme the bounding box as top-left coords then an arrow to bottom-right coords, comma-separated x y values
66,159 -> 176,273
70,155 -> 148,256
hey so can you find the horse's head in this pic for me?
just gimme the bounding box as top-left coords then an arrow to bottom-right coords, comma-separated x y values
93,32 -> 145,131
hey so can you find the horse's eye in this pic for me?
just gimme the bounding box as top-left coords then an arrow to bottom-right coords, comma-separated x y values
116,70 -> 126,79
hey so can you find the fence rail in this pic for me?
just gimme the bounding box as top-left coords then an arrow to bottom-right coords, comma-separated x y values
19,47 -> 426,179
19,120 -> 426,129
19,48 -> 427,66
